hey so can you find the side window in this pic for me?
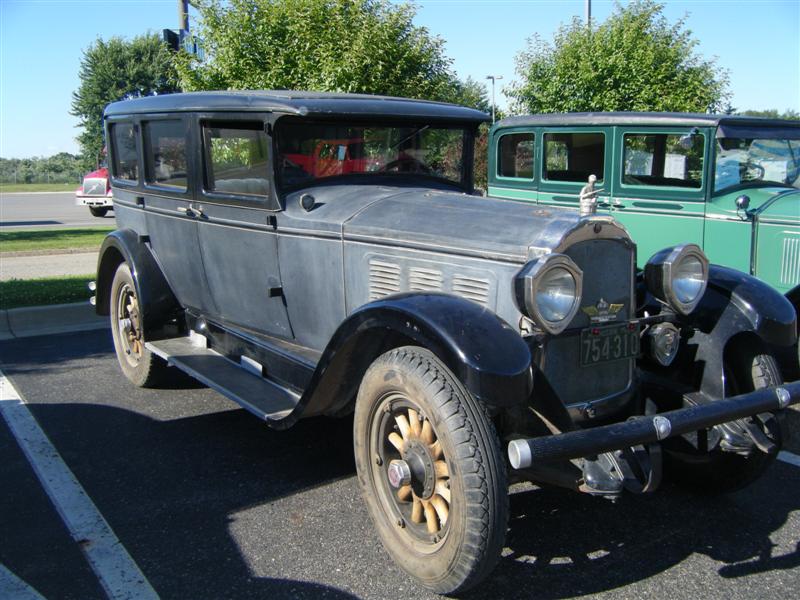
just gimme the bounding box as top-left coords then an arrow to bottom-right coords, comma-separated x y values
543,132 -> 605,182
497,133 -> 534,179
623,133 -> 704,189
110,122 -> 139,182
144,120 -> 188,190
204,123 -> 269,197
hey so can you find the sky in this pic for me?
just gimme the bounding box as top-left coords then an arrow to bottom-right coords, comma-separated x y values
1,0 -> 798,158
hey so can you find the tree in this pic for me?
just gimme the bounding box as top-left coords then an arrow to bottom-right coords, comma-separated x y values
506,1 -> 730,114
72,34 -> 179,170
738,108 -> 800,120
175,0 -> 457,102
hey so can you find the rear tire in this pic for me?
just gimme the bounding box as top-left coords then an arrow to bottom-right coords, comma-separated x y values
664,343 -> 783,494
353,347 -> 508,594
89,207 -> 109,217
109,262 -> 169,387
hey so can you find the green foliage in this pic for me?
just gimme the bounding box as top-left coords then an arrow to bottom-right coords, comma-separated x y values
0,153 -> 84,184
0,276 -> 95,310
0,227 -> 113,254
175,0 -> 458,102
738,108 -> 800,120
71,34 -> 179,171
506,0 -> 730,114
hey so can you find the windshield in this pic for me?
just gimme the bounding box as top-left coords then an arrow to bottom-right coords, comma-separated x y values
714,137 -> 800,192
276,120 -> 467,190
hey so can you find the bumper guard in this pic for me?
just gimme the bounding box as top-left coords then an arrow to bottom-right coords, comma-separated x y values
508,381 -> 800,469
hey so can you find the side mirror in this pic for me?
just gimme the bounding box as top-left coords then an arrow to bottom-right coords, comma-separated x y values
735,194 -> 751,211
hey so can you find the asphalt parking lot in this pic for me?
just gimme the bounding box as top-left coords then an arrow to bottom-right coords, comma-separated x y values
1,329 -> 799,600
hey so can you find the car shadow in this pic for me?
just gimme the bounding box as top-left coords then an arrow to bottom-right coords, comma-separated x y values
1,330 -> 798,598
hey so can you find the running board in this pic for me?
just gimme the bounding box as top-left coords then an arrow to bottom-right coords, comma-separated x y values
146,336 -> 300,422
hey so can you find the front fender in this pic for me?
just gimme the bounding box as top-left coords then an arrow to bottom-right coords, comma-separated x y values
95,229 -> 181,338
289,293 -> 533,428
684,265 -> 796,398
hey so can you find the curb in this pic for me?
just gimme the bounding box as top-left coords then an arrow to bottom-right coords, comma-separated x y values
0,302 -> 107,340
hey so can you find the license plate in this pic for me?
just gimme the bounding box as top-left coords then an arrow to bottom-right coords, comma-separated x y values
580,323 -> 639,366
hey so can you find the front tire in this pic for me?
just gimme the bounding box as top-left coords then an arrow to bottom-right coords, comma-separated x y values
109,262 -> 169,387
89,207 -> 109,217
664,343 -> 783,494
354,347 -> 508,594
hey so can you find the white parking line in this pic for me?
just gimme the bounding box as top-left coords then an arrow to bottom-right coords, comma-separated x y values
0,371 -> 159,600
778,451 -> 800,468
0,564 -> 46,600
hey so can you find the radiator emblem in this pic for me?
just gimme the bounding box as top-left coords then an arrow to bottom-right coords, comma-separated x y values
582,298 -> 623,323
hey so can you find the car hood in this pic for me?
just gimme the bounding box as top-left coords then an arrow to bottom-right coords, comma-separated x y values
343,189 -> 597,263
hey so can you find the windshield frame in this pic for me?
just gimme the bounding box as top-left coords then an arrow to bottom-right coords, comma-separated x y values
272,116 -> 475,196
712,133 -> 800,195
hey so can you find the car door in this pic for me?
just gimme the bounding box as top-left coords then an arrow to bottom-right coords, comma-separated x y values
193,115 -> 293,339
754,191 -> 800,293
537,127 -> 611,211
135,116 -> 217,313
608,127 -> 709,267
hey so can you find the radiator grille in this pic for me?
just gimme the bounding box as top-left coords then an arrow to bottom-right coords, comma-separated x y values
452,275 -> 491,306
781,236 -> 800,286
409,267 -> 443,292
368,259 -> 401,299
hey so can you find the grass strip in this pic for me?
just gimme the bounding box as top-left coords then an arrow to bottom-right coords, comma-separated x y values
0,183 -> 78,193
0,227 -> 113,253
0,275 -> 94,310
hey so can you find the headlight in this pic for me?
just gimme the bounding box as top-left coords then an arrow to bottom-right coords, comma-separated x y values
514,254 -> 582,334
644,244 -> 708,315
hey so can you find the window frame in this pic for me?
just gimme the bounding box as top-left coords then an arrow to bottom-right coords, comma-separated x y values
615,127 -> 710,202
141,115 -> 192,196
495,131 -> 536,182
272,116 -> 474,196
107,118 -> 142,189
197,113 -> 275,210
538,125 -> 614,195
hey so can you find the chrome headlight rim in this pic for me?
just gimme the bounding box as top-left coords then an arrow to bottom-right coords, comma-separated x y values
645,243 -> 709,315
514,254 -> 583,335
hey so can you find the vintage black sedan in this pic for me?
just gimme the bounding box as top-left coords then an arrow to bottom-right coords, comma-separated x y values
93,91 -> 799,594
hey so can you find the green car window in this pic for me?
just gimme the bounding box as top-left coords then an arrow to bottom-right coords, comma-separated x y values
497,133 -> 534,179
715,137 -> 800,192
622,133 -> 704,189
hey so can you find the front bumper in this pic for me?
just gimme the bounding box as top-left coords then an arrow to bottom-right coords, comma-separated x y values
76,195 -> 113,208
508,381 -> 799,469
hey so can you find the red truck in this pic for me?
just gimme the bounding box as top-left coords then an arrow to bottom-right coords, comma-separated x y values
75,166 -> 113,217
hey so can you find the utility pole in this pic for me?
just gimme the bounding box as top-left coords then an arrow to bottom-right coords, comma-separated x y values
585,0 -> 592,28
485,75 -> 503,123
178,0 -> 189,34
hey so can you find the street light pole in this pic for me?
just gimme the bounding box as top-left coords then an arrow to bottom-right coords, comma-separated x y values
485,75 -> 503,123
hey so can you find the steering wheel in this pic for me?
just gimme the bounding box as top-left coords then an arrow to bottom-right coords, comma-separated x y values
380,157 -> 432,174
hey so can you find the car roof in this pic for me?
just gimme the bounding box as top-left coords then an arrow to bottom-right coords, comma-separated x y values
104,90 -> 490,124
495,112 -> 800,130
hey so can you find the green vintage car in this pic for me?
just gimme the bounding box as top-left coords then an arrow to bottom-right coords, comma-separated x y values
488,113 -> 800,373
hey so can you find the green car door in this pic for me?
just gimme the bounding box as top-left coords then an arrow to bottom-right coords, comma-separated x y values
608,127 -> 710,267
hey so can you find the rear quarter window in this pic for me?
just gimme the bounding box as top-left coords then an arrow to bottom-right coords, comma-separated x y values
497,133 -> 534,179
110,122 -> 139,182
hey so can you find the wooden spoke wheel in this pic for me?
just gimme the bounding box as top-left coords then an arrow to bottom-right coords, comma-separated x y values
354,346 -> 507,594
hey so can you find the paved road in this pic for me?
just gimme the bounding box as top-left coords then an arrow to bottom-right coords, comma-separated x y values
0,192 -> 114,229
1,330 -> 799,599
